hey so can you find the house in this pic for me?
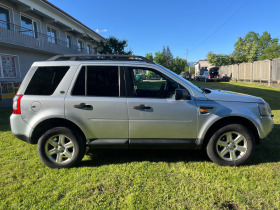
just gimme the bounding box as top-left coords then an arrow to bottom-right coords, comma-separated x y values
194,60 -> 214,75
0,0 -> 106,99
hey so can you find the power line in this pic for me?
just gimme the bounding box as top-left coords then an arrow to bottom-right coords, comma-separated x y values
190,0 -> 251,53
190,0 -> 235,49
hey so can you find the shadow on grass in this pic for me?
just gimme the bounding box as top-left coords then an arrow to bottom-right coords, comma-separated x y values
81,149 -> 209,167
191,81 -> 280,110
81,125 -> 280,167
0,108 -> 12,131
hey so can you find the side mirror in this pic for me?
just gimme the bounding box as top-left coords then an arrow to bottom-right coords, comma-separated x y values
175,89 -> 191,100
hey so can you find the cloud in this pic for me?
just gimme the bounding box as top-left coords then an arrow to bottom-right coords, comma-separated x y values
95,29 -> 108,33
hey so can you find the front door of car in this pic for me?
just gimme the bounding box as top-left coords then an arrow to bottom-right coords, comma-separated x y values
65,65 -> 128,140
125,67 -> 198,140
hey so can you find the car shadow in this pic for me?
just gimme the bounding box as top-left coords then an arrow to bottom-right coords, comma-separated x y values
80,149 -> 209,167
80,124 -> 280,167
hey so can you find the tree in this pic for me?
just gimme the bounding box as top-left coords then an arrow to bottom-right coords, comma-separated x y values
207,51 -> 233,66
233,31 -> 259,63
173,56 -> 187,74
257,32 -> 280,60
154,46 -> 174,70
145,53 -> 154,62
207,31 -> 280,66
146,46 -> 188,74
233,31 -> 280,63
98,36 -> 132,55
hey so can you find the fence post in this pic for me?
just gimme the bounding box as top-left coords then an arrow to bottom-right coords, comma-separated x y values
237,64 -> 239,81
250,62 -> 253,83
268,59 -> 272,86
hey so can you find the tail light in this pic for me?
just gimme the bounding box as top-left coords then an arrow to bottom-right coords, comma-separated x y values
13,95 -> 23,114
208,75 -> 210,78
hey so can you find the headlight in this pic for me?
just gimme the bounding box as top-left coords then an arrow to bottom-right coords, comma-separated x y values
258,103 -> 270,116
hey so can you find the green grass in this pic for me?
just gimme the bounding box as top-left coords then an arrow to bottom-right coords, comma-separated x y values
1,81 -> 280,209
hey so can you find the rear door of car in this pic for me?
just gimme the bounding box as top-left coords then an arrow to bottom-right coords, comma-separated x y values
65,64 -> 128,140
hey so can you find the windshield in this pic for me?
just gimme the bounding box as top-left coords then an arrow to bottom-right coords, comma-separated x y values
156,64 -> 203,93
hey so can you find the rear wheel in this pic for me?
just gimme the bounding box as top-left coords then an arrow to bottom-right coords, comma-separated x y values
206,124 -> 255,166
37,127 -> 86,168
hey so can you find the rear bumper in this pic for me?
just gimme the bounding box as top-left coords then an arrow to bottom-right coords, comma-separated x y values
10,114 -> 33,144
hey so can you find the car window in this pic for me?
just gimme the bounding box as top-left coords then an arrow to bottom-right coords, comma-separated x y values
25,66 -> 69,95
126,67 -> 184,98
72,66 -> 119,97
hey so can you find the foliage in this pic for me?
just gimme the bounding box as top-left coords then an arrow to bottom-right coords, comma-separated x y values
1,82 -> 280,209
207,31 -> 280,66
207,51 -> 233,66
146,46 -> 187,74
145,53 -> 154,62
173,56 -> 187,74
98,36 -> 132,55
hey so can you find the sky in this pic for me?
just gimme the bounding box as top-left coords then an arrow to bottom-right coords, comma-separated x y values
48,0 -> 280,62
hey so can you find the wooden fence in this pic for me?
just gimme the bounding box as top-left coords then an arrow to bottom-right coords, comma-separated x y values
219,58 -> 280,84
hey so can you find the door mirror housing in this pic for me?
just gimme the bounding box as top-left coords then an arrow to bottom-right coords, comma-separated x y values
175,89 -> 191,100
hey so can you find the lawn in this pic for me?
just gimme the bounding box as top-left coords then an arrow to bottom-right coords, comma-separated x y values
0,81 -> 280,209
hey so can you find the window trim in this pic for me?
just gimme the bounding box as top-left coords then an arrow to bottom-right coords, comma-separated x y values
65,33 -> 72,48
77,39 -> 84,52
47,24 -> 59,44
20,13 -> 40,38
0,3 -> 14,28
86,44 -> 91,54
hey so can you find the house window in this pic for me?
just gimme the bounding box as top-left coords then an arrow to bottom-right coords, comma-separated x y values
21,15 -> 38,38
78,40 -> 83,52
0,55 -> 17,78
87,45 -> 91,54
0,7 -> 10,29
47,26 -> 58,44
66,34 -> 72,48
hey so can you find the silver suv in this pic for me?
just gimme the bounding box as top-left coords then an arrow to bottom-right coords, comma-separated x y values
10,55 -> 274,168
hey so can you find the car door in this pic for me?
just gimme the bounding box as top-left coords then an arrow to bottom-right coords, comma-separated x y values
125,66 -> 198,141
65,65 -> 128,140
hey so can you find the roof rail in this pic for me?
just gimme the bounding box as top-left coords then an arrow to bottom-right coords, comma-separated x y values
48,54 -> 154,64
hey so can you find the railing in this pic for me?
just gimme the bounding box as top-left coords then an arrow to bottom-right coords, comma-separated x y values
0,20 -> 85,54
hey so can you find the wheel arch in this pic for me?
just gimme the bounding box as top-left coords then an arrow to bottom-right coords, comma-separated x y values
30,118 -> 86,144
202,116 -> 260,148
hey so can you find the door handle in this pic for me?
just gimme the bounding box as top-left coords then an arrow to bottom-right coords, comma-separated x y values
133,104 -> 151,110
74,103 -> 93,110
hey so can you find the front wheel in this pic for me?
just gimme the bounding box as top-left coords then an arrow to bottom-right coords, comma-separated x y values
206,124 -> 255,166
37,127 -> 86,168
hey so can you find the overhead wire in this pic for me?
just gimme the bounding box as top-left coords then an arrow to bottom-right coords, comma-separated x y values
190,0 -> 251,53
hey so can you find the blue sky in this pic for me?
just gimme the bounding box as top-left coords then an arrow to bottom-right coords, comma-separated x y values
48,0 -> 280,62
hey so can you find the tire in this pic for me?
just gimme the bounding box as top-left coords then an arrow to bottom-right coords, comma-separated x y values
206,124 -> 255,166
37,127 -> 86,168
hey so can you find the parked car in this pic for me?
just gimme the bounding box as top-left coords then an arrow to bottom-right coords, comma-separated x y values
179,72 -> 191,80
10,55 -> 274,168
197,68 -> 220,82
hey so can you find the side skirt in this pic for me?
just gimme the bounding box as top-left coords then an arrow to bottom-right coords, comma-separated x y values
88,139 -> 199,149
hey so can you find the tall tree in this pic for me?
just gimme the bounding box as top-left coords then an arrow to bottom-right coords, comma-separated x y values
98,36 -> 132,55
145,53 -> 154,62
154,46 -> 174,70
233,31 -> 259,63
207,51 -> 233,66
173,57 -> 187,74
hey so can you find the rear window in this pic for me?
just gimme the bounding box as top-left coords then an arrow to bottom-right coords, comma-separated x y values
72,66 -> 119,97
25,66 -> 69,95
